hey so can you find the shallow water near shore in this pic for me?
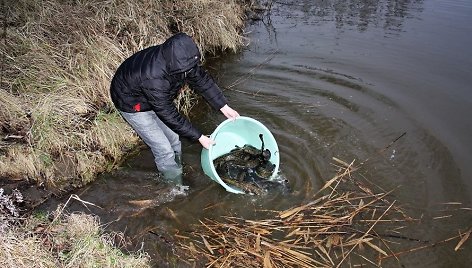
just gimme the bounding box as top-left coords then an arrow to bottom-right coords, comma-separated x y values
40,0 -> 472,266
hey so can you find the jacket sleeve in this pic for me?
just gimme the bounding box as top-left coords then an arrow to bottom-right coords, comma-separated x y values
186,65 -> 227,110
140,79 -> 202,141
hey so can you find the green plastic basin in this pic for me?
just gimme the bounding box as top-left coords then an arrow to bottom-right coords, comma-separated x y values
201,116 -> 280,194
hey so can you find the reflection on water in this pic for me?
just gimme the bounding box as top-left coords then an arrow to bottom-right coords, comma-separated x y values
40,0 -> 472,267
272,0 -> 424,33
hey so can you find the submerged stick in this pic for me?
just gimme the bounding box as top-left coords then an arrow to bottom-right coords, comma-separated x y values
379,227 -> 471,261
224,50 -> 278,91
379,132 -> 407,154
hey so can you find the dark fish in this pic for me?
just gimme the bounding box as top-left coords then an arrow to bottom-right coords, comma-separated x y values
213,134 -> 287,195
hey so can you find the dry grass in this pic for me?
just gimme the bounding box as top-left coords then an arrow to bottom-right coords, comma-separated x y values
176,158 -> 471,267
162,0 -> 247,55
0,146 -> 42,181
0,210 -> 150,268
0,0 -> 249,189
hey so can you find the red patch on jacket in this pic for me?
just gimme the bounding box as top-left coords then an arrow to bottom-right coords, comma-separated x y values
133,103 -> 141,112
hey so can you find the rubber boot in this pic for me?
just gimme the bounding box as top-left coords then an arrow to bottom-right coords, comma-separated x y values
175,152 -> 183,168
162,167 -> 183,185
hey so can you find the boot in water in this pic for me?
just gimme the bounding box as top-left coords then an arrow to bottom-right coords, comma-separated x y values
174,152 -> 183,168
162,167 -> 183,185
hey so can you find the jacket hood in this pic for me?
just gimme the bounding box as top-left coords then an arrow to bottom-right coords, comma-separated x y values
162,33 -> 201,75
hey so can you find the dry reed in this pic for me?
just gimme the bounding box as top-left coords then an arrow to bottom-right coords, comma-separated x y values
161,0 -> 247,56
176,158 -> 470,267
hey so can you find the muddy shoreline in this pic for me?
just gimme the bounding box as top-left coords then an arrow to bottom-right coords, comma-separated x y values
1,179 -> 49,215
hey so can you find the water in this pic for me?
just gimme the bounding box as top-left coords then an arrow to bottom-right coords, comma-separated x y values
40,0 -> 472,266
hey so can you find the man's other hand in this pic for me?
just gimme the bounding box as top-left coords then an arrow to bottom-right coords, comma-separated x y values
220,104 -> 240,120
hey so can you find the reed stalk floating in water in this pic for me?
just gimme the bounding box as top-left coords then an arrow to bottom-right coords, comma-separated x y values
176,158 -> 470,267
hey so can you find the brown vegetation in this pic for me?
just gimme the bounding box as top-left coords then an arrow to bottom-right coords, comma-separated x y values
177,158 -> 471,267
1,210 -> 150,268
0,0 -> 248,190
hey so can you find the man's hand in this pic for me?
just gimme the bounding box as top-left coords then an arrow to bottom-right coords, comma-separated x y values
220,104 -> 240,120
199,135 -> 216,149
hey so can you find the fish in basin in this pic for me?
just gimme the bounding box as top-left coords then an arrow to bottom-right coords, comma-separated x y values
213,134 -> 289,195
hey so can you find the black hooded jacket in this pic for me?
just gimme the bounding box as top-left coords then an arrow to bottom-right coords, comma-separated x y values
110,33 -> 227,141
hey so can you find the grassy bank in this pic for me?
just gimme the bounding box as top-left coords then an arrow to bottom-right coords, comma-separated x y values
1,210 -> 150,267
0,0 -> 248,190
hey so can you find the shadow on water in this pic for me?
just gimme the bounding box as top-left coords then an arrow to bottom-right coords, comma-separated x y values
40,0 -> 472,267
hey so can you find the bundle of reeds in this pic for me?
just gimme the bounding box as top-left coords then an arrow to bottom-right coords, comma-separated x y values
177,159 -> 419,267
